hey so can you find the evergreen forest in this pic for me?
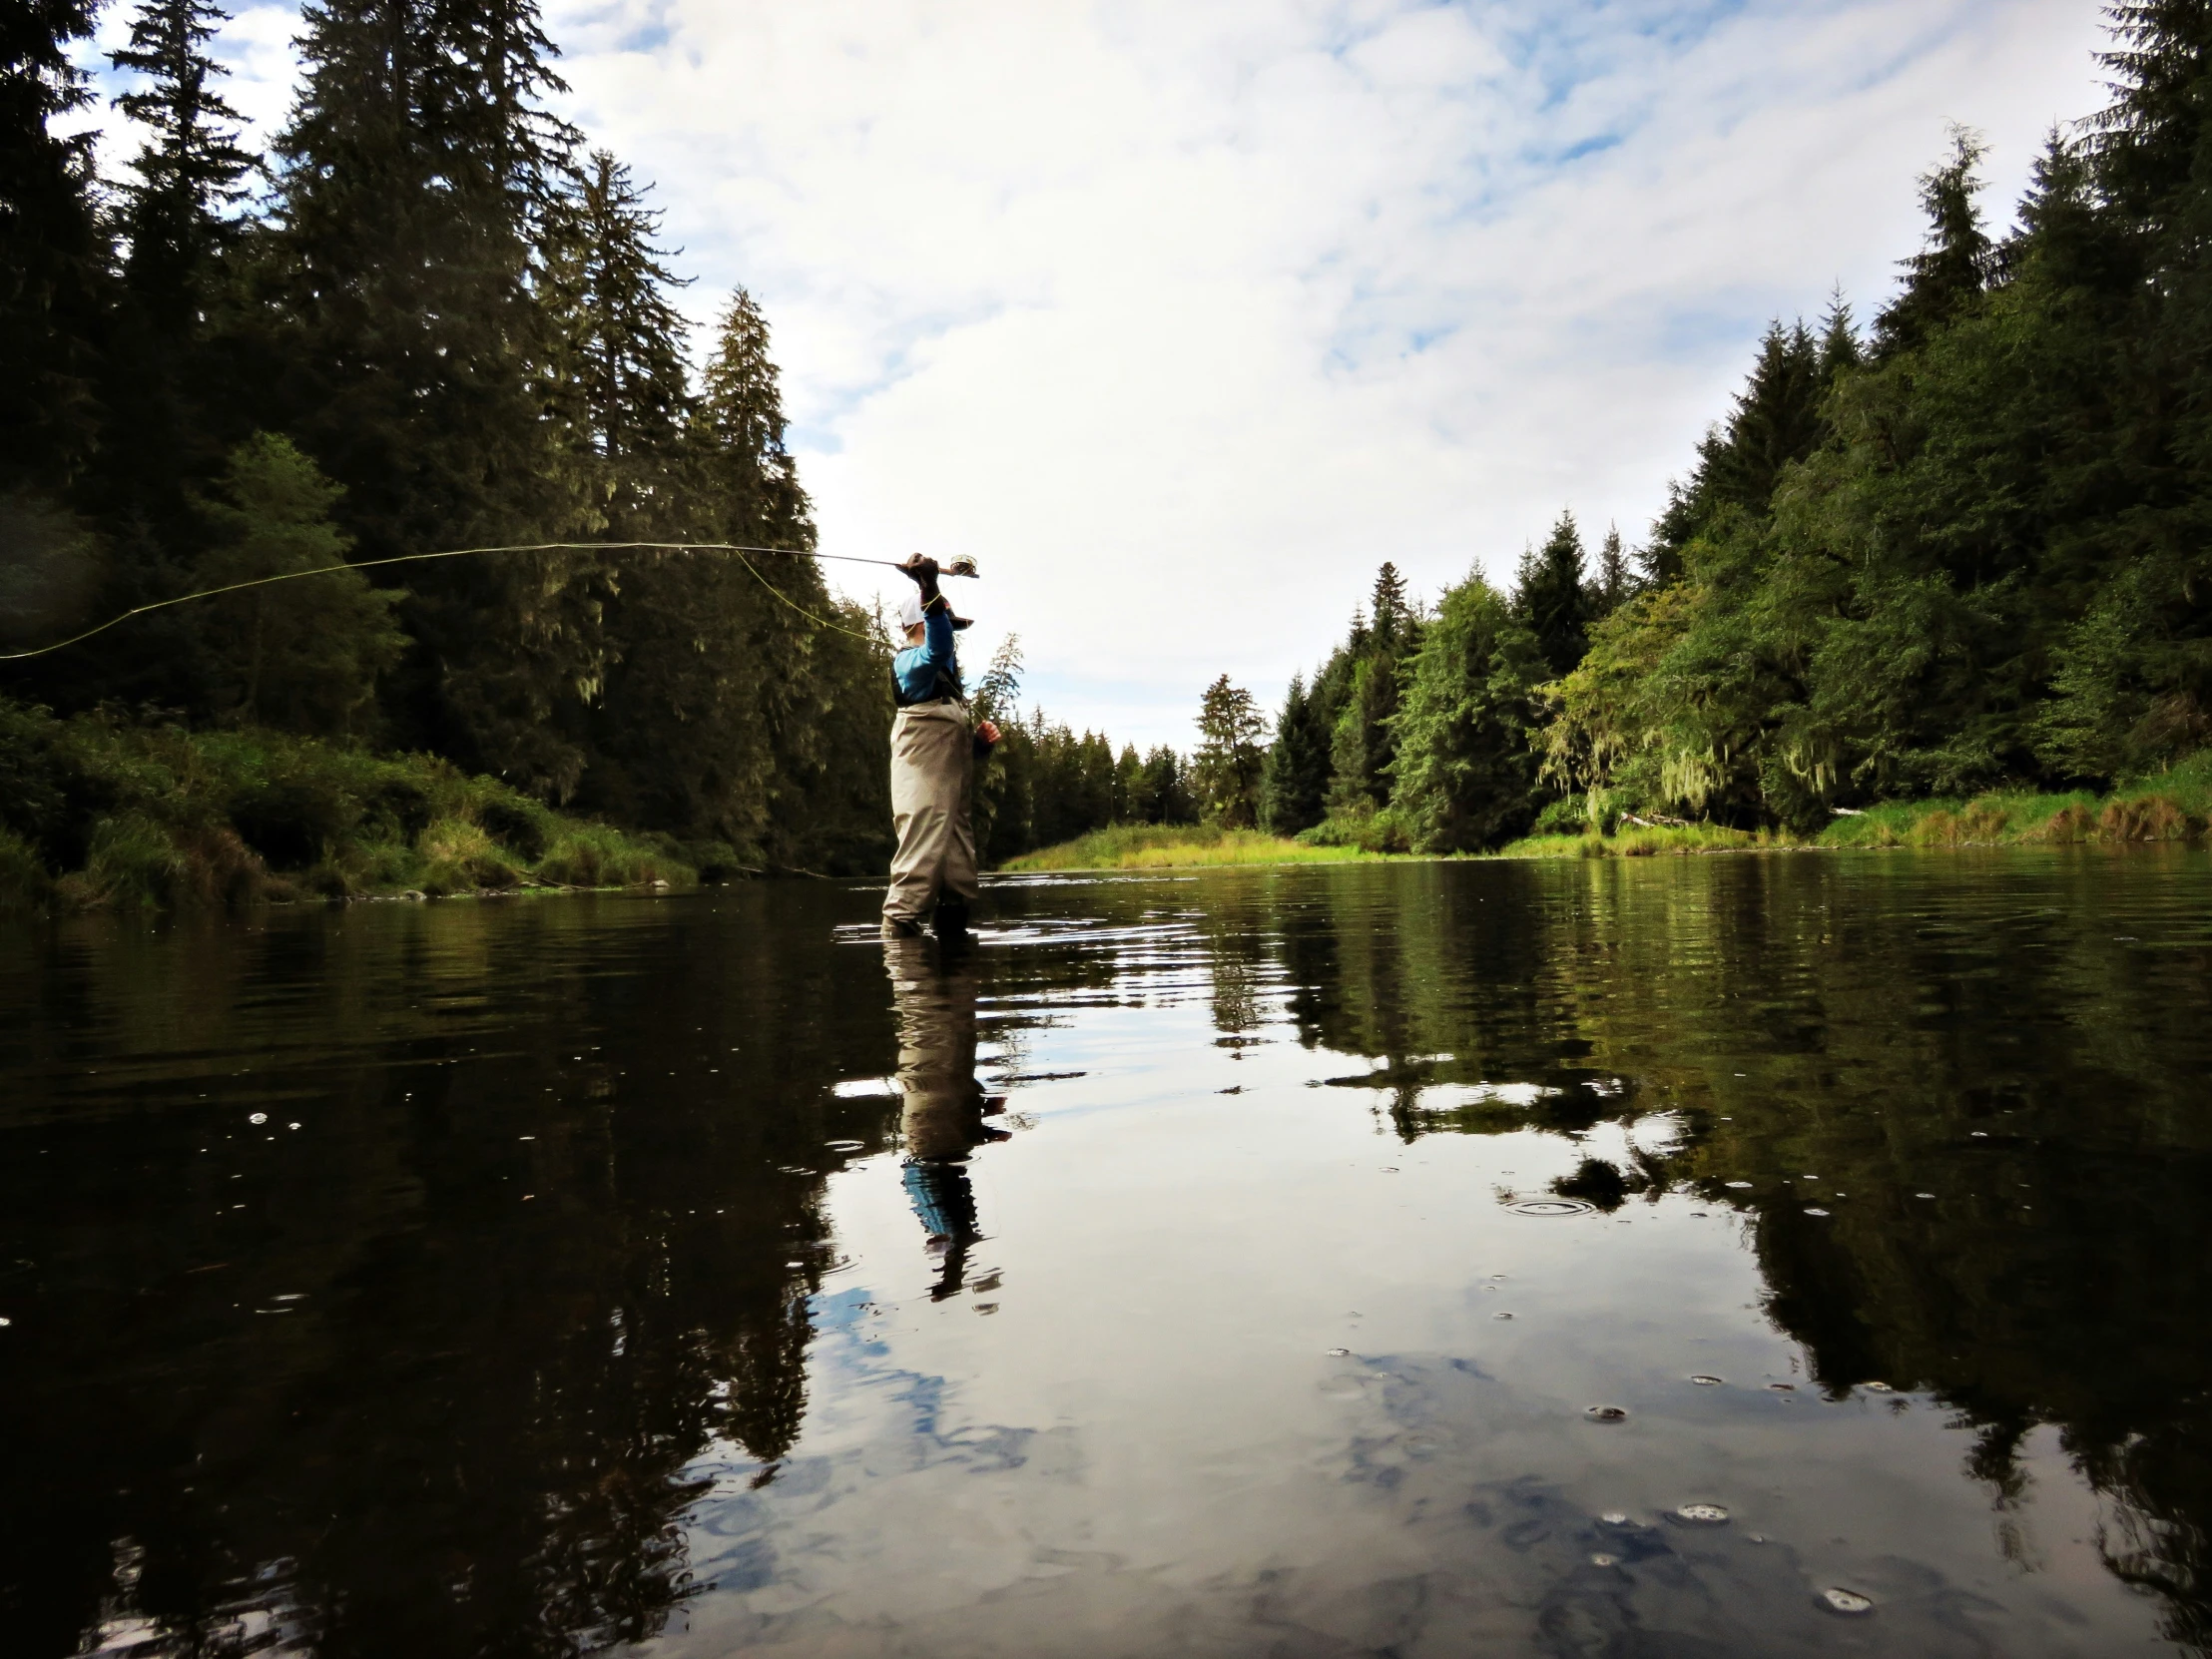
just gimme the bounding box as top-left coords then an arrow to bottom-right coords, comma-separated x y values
1262,4 -> 2212,852
0,0 -> 1182,896
11,1 -> 2212,892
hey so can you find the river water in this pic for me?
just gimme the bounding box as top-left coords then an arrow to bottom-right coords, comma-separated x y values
4,851 -> 2210,1658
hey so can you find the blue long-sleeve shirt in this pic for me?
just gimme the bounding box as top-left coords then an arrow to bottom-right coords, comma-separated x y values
892,597 -> 961,706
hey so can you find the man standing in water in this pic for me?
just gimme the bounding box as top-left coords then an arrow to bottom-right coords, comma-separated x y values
883,554 -> 999,938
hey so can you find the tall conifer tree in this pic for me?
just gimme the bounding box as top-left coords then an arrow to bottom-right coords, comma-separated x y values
1,0 -> 109,492
98,0 -> 258,540
273,0 -> 600,792
1261,672 -> 1330,833
111,0 -> 253,334
1646,318 -> 1832,575
1873,128 -> 1993,359
1194,675 -> 1267,828
1515,511 -> 1592,680
541,150 -> 692,475
1591,525 -> 1633,617
1324,565 -> 1420,814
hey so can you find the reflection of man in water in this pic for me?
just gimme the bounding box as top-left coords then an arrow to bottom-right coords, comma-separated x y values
884,936 -> 1007,1299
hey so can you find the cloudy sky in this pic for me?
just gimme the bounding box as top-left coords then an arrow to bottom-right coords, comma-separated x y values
79,0 -> 2111,750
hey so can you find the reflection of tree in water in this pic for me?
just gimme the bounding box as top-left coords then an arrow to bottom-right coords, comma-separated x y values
0,894 -> 907,1658
1741,1139 -> 2212,1655
13,854 -> 2212,1655
1161,854 -> 2212,1652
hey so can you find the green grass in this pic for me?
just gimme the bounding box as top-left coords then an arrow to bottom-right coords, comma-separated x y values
1000,824 -> 1374,872
1492,823 -> 1774,858
1010,752 -> 2212,874
1817,751 -> 2212,847
0,697 -> 696,911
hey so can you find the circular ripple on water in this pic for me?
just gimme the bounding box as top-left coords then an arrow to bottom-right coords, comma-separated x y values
1506,1198 -> 1596,1217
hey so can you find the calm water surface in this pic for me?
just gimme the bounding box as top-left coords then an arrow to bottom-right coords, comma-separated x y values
5,852 -> 2211,1658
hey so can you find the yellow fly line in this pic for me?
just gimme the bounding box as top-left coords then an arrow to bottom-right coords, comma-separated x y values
0,540 -> 952,661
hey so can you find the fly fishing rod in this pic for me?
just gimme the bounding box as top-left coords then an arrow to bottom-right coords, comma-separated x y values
0,541 -> 980,663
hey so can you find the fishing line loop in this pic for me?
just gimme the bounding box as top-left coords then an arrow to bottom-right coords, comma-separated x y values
0,540 -> 933,661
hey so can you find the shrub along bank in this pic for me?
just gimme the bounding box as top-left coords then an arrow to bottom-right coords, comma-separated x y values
1010,750 -> 2212,868
1813,750 -> 2212,847
0,700 -> 705,911
1461,750 -> 2212,858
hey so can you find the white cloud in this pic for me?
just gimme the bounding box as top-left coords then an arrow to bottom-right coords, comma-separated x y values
545,0 -> 2108,746
81,0 -> 2114,749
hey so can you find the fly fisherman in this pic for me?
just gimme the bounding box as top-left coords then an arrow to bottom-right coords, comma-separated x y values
883,554 -> 999,938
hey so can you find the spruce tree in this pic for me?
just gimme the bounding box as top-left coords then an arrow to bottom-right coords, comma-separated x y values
1112,743 -> 1144,822
1261,672 -> 1330,832
2086,0 -> 2212,237
580,273 -> 822,858
541,150 -> 693,474
1817,292 -> 1862,382
1,0 -> 109,492
1327,658 -> 1397,816
693,287 -> 877,866
96,0 -> 258,545
2010,131 -> 2117,295
1707,321 -> 1827,514
272,0 -> 598,793
110,0 -> 253,336
1645,318 -> 1832,575
1193,675 -> 1267,828
1370,559 -> 1410,650
1138,745 -> 1193,824
1322,565 -> 1420,814
1639,486 -> 1692,588
1872,127 -> 1994,359
695,288 -> 812,553
1591,524 -> 1633,617
1514,510 -> 1592,679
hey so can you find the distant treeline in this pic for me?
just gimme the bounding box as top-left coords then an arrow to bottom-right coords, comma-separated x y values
1252,5 -> 2212,850
0,0 -> 1174,879
968,640 -> 1199,862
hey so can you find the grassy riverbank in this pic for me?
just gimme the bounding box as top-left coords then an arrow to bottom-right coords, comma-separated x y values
1527,750 -> 2212,856
999,824 -> 1370,872
0,700 -> 703,911
1008,752 -> 2212,870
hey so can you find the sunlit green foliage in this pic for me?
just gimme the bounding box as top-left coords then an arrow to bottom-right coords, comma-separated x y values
1389,574 -> 1545,851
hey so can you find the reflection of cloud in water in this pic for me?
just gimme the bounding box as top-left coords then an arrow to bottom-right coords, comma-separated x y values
661,1333 -> 2028,1658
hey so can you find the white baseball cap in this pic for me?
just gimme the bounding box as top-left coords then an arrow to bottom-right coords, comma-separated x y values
896,593 -> 973,633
